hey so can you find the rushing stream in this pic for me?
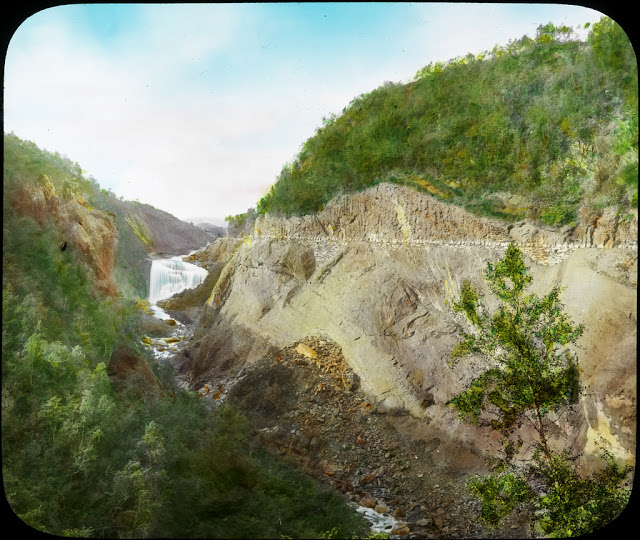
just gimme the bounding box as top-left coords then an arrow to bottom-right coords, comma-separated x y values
145,254 -> 207,363
355,505 -> 400,535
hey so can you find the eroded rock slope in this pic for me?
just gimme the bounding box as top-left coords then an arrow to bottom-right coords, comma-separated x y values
182,184 -> 636,471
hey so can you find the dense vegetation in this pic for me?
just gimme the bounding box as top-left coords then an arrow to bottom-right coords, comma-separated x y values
255,18 -> 637,225
447,244 -> 633,536
3,134 -> 369,538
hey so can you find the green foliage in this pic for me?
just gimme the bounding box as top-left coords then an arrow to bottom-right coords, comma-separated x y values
532,450 -> 633,538
154,405 -> 369,539
255,17 -> 636,221
225,212 -> 249,227
3,136 -> 369,538
468,471 -> 536,526
530,449 -> 633,537
468,448 -> 633,536
446,244 -> 633,536
3,133 -> 97,195
448,244 -> 583,445
225,208 -> 258,235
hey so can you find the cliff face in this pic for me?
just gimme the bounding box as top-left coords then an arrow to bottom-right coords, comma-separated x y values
184,183 -> 637,466
7,174 -> 215,299
103,196 -> 214,257
8,174 -> 120,296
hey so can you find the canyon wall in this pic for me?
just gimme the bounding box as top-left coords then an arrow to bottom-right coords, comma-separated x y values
185,184 -> 637,465
7,174 -> 120,296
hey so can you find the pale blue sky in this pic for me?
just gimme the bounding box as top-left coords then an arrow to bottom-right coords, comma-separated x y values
5,3 -> 606,222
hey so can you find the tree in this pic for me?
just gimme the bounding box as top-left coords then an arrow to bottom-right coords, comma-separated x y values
447,243 -> 633,536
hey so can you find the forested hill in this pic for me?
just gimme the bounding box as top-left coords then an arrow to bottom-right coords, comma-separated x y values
3,134 -> 369,537
255,17 -> 637,226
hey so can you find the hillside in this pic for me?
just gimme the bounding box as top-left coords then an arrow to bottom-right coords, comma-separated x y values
255,18 -> 637,225
3,133 -> 214,297
2,134 -> 370,538
195,222 -> 227,238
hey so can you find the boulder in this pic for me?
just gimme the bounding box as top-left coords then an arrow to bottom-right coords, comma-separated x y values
360,496 -> 375,509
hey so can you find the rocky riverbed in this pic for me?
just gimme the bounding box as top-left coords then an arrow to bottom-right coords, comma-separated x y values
184,334 -> 533,538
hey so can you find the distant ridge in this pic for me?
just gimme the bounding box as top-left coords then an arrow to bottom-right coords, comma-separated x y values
194,222 -> 227,238
186,216 -> 228,228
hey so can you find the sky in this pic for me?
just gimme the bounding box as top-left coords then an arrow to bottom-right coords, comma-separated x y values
4,3 -> 608,223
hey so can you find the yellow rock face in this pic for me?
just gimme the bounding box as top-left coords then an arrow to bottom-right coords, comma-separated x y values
583,401 -> 634,464
296,343 -> 317,359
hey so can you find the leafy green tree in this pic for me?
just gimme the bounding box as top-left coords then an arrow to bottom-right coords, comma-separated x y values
447,243 -> 633,536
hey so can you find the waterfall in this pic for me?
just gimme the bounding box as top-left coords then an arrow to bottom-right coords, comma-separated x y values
148,257 -> 208,304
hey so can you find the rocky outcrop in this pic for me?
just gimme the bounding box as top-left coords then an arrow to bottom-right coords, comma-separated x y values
156,260 -> 229,324
226,209 -> 258,238
182,238 -> 242,270
185,183 -> 637,468
8,174 -> 119,296
108,346 -> 161,397
252,184 -> 637,265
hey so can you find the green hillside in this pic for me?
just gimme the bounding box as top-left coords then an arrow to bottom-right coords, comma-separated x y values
3,135 -> 369,537
4,134 -> 149,297
256,17 -> 637,225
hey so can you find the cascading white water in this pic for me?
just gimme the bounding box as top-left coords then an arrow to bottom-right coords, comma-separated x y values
148,256 -> 208,304
355,505 -> 399,535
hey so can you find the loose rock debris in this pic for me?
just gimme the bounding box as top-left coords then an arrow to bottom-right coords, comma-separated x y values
223,335 -> 531,539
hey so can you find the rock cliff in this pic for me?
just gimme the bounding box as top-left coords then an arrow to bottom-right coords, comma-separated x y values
7,174 -> 120,296
112,199 -> 214,257
183,183 -> 637,468
7,173 -> 215,298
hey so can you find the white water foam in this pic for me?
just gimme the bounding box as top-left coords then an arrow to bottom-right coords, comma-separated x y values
148,256 -> 208,304
355,505 -> 400,535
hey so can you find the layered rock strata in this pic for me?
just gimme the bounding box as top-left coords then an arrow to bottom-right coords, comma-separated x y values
184,183 -> 637,466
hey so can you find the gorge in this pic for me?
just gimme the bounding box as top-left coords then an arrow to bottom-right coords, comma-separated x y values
160,182 -> 636,537
4,126 -> 636,540
3,13 -> 637,539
